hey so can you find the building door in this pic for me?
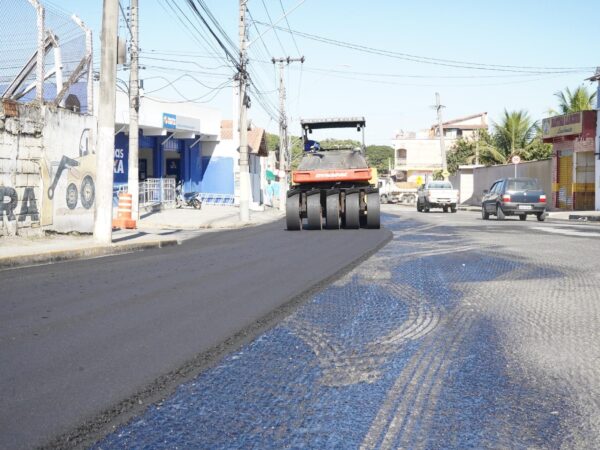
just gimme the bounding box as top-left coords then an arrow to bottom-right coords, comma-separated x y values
557,150 -> 573,210
574,151 -> 595,210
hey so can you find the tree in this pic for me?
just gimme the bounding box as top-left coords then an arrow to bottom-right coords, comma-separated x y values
554,85 -> 597,114
446,129 -> 494,173
265,132 -> 279,152
523,126 -> 552,161
365,145 -> 394,174
482,109 -> 537,164
447,137 -> 476,174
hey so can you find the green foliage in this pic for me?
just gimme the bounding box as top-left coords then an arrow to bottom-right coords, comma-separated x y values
446,118 -> 551,172
447,139 -> 473,175
432,169 -> 444,180
365,145 -> 394,174
491,109 -> 537,161
446,129 -> 494,173
319,138 -> 361,150
265,132 -> 279,152
553,85 -> 597,114
525,127 -> 553,160
290,136 -> 303,170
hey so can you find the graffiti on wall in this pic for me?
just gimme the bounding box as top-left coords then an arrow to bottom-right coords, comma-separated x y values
0,186 -> 39,222
40,107 -> 98,232
45,129 -> 95,210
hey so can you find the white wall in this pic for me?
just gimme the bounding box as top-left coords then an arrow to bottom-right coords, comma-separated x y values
469,159 -> 552,206
393,138 -> 457,170
42,107 -> 98,233
1,104 -> 98,236
0,104 -> 43,236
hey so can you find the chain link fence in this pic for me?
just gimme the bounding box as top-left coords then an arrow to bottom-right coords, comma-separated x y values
0,0 -> 92,112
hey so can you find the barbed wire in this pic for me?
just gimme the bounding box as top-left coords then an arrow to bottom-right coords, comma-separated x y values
0,0 -> 88,109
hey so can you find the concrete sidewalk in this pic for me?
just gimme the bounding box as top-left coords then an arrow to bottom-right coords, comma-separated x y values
0,205 -> 285,270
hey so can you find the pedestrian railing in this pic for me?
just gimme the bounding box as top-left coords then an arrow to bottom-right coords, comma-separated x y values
199,193 -> 235,206
139,178 -> 176,207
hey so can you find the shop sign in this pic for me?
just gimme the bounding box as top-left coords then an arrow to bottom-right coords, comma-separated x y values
176,115 -> 201,132
161,113 -> 201,132
542,112 -> 583,139
162,113 -> 177,129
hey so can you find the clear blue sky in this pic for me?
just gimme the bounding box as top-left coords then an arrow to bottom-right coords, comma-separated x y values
49,0 -> 598,145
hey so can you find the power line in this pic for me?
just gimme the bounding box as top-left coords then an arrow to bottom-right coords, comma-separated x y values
118,1 -> 133,37
184,0 -> 240,69
140,55 -> 232,71
260,0 -> 286,55
279,0 -> 301,56
144,79 -> 233,104
254,22 -> 596,74
160,0 -> 233,70
144,73 -> 235,94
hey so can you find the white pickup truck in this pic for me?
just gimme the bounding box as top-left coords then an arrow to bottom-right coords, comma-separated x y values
416,180 -> 459,213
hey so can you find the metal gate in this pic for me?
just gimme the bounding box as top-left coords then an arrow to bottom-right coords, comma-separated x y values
557,151 -> 573,210
574,151 -> 595,210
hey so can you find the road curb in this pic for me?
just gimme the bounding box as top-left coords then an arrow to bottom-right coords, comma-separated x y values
0,239 -> 180,270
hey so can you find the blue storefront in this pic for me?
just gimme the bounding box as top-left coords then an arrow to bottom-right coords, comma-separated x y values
113,111 -> 233,201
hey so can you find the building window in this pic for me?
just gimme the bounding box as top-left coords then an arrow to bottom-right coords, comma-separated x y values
396,148 -> 407,165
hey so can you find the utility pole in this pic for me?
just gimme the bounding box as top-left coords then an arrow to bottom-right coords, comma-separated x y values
238,0 -> 250,222
272,56 -> 304,211
587,67 -> 600,210
93,0 -> 119,244
435,92 -> 447,178
128,0 -> 140,223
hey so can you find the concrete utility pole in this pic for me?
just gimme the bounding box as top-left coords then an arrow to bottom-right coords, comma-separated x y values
435,92 -> 447,177
238,0 -> 250,222
93,0 -> 119,244
128,0 -> 140,222
587,67 -> 600,211
272,56 -> 304,211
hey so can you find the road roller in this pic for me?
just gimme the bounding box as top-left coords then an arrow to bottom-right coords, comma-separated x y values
286,117 -> 380,230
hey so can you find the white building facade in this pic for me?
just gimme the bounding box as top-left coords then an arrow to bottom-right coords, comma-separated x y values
393,113 -> 488,185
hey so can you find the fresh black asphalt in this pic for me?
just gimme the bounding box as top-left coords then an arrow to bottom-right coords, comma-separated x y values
0,220 -> 391,450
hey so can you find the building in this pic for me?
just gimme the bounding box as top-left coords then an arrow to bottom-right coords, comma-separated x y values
542,110 -> 597,210
393,112 -> 488,184
110,90 -> 221,197
217,120 -> 268,209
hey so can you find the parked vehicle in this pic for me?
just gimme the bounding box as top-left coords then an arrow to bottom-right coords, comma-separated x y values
481,177 -> 546,221
416,180 -> 459,213
378,177 -> 402,204
175,182 -> 202,209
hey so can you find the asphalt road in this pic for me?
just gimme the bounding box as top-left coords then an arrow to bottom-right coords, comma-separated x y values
91,206 -> 600,449
0,220 -> 391,450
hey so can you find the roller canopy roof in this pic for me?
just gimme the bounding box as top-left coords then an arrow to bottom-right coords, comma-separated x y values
301,117 -> 366,130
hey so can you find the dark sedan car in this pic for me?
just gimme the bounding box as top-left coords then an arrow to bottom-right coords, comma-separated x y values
481,177 -> 547,221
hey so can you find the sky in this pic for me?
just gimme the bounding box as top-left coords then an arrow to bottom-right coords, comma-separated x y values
28,1 -> 600,144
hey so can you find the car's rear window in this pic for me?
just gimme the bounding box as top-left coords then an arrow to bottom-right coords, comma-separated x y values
428,182 -> 452,189
506,179 -> 539,191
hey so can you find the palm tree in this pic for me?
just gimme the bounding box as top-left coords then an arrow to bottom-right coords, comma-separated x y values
481,109 -> 537,164
554,85 -> 597,114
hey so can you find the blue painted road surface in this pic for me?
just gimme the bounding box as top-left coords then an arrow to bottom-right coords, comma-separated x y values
93,209 -> 600,449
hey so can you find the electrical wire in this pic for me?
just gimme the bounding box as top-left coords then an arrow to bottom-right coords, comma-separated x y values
260,0 -> 286,55
144,73 -> 234,94
118,0 -> 133,38
254,22 -> 595,74
279,0 -> 301,56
